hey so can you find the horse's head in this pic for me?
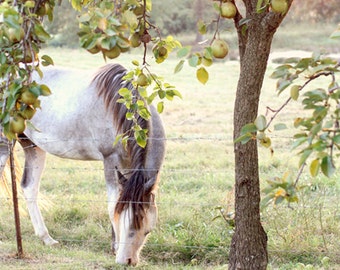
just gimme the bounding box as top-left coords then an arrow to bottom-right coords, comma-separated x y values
113,172 -> 158,266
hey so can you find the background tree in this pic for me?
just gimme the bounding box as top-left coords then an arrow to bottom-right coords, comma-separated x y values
287,0 -> 340,23
45,0 -> 78,47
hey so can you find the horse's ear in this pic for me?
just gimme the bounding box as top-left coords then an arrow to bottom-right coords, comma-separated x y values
144,171 -> 159,194
116,167 -> 127,185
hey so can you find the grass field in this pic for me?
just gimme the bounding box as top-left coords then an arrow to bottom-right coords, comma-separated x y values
1,27 -> 340,269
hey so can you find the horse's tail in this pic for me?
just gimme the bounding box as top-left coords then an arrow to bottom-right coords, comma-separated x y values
0,150 -> 51,214
0,151 -> 23,208
93,64 -> 156,230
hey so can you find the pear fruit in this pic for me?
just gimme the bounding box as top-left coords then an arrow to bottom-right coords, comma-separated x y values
221,2 -> 237,19
211,39 -> 229,59
9,115 -> 26,134
137,73 -> 148,87
271,0 -> 288,14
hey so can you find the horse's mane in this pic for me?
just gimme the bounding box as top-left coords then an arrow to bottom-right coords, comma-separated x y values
92,63 -> 155,230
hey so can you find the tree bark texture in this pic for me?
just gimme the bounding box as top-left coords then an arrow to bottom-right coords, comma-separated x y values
228,1 -> 292,269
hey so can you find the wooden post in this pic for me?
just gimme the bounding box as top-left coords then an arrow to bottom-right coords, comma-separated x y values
9,140 -> 24,258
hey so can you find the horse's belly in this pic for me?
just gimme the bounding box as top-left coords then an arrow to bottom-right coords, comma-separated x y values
24,126 -> 115,161
43,143 -> 104,160
32,136 -> 106,160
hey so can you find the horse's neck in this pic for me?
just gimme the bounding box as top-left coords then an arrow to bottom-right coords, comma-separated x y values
144,106 -> 166,177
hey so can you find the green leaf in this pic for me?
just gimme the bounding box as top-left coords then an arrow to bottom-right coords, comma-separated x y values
174,60 -> 184,74
310,159 -> 320,177
241,123 -> 257,134
333,134 -> 340,144
157,101 -> 164,113
135,129 -> 147,148
126,112 -> 134,120
189,54 -> 199,67
4,15 -> 21,30
313,106 -> 328,121
70,0 -> 82,11
121,135 -> 129,150
24,1 -> 35,8
254,115 -> 267,131
29,84 -> 41,96
295,58 -> 312,70
41,55 -> 54,66
113,134 -> 123,146
274,195 -> 285,205
290,85 -> 300,100
132,60 -> 139,66
276,78 -> 292,94
35,65 -> 44,79
310,122 -> 322,136
197,19 -> 207,35
203,47 -> 213,60
34,24 -> 51,42
303,88 -> 328,102
40,84 -> 52,96
119,87 -> 131,97
177,47 -> 190,58
196,67 -> 209,85
274,123 -> 287,131
292,136 -> 308,149
158,90 -> 166,99
122,10 -> 138,28
147,91 -> 158,104
139,108 -> 151,120
145,0 -> 152,11
299,149 -> 312,167
321,156 -> 335,177
0,52 -> 6,64
234,133 -> 253,144
270,66 -> 291,79
169,89 -> 182,99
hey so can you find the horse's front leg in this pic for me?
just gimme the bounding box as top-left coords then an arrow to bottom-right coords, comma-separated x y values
103,154 -> 121,254
20,141 -> 58,246
106,179 -> 120,254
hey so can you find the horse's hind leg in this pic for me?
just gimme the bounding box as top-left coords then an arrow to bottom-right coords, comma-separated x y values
19,137 -> 58,245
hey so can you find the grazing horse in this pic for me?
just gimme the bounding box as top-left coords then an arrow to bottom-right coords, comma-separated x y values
0,64 -> 165,266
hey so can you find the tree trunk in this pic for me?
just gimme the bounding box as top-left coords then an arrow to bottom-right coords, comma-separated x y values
228,1 -> 292,269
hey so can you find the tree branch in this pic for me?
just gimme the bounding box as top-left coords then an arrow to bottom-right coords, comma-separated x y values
266,69 -> 336,130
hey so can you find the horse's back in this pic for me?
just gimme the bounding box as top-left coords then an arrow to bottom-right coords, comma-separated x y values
24,67 -> 118,160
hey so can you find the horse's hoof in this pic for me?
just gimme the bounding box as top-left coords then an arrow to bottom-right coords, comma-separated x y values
42,235 -> 59,246
49,239 -> 59,246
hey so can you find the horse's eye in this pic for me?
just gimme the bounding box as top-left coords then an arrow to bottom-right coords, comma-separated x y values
128,231 -> 135,238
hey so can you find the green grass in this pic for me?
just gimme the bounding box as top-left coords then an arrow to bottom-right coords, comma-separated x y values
1,24 -> 340,269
